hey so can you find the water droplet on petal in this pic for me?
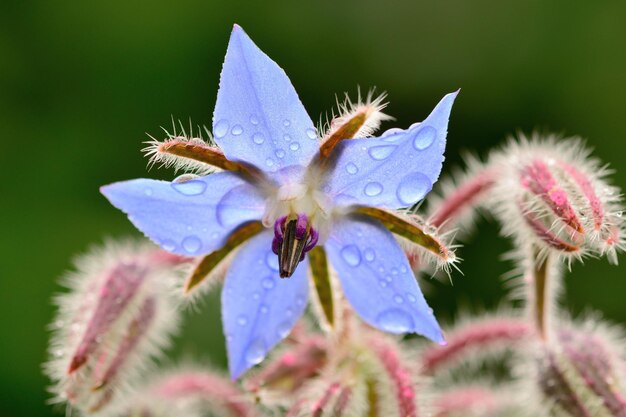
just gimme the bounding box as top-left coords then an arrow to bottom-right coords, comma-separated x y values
161,240 -> 176,252
266,252 -> 279,271
364,248 -> 376,262
277,321 -> 291,338
393,294 -> 404,304
244,338 -> 266,366
396,173 -> 431,205
345,163 -> 358,174
171,178 -> 207,196
261,276 -> 275,289
283,119 -> 291,127
391,268 -> 399,275
144,188 -> 153,196
306,128 -> 317,139
275,149 -> 286,158
253,133 -> 265,144
260,304 -> 269,314
182,236 -> 202,254
378,279 -> 388,288
283,134 -> 292,142
341,245 -> 361,267
376,309 -> 414,333
289,142 -> 300,151
252,292 -> 260,300
384,275 -> 392,283
286,308 -> 293,317
368,145 -> 397,160
214,119 -> 229,138
381,127 -> 404,139
237,315 -> 248,326
296,296 -> 305,306
412,126 -> 437,150
250,115 -> 259,125
265,158 -> 275,167
231,125 -> 244,135
406,293 -> 417,303
364,182 -> 383,197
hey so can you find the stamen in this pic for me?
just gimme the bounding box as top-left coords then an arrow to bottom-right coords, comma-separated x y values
273,214 -> 318,278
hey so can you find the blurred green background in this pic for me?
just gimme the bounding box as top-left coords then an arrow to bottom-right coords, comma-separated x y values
1,1 -> 625,416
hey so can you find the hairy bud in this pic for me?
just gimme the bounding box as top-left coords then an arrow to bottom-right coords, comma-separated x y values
488,135 -> 624,261
45,242 -> 182,415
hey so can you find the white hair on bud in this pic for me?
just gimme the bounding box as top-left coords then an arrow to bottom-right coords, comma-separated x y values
143,118 -> 219,176
45,239 -> 182,416
487,133 -> 624,264
321,89 -> 393,141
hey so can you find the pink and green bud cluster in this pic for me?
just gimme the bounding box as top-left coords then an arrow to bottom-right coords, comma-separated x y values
536,324 -> 626,417
45,242 -> 183,415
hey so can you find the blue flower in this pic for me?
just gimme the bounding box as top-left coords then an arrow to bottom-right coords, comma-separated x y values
101,24 -> 458,379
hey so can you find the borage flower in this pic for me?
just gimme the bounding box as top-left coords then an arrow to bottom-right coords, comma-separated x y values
101,25 -> 458,378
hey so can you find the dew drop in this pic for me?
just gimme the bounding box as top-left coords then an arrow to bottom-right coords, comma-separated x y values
265,158 -> 275,167
393,294 -> 404,304
381,127 -> 404,138
396,173 -> 432,205
364,182 -> 383,197
378,279 -> 388,288
289,142 -> 300,151
244,339 -> 266,365
182,236 -> 202,254
277,321 -> 291,338
364,248 -> 376,262
384,275 -> 392,283
391,268 -> 399,275
237,315 -> 248,326
144,188 -> 153,196
345,163 -> 358,174
252,133 -> 265,144
306,128 -> 317,139
376,309 -> 414,333
161,240 -> 176,252
171,179 -> 207,196
412,126 -> 437,150
340,244 -> 361,267
260,304 -> 269,314
296,295 -> 305,306
231,124 -> 244,135
250,115 -> 259,125
214,119 -> 229,138
283,134 -> 292,142
286,308 -> 294,317
368,145 -> 397,160
406,293 -> 417,303
283,119 -> 291,127
275,149 -> 286,158
262,277 -> 275,290
266,252 -> 279,271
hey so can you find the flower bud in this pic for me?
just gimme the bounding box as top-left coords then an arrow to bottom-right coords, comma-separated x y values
536,323 -> 626,417
488,135 -> 624,260
45,241 -> 182,415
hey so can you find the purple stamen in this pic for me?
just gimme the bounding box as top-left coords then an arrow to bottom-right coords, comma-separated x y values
295,214 -> 308,239
304,228 -> 319,252
274,216 -> 287,240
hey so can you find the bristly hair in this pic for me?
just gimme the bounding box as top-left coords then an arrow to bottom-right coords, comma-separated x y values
143,117 -> 219,176
319,89 -> 394,142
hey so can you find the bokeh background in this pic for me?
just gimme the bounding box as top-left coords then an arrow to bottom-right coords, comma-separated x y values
1,1 -> 625,416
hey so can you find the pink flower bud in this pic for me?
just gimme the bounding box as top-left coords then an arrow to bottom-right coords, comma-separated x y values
245,336 -> 327,394
489,135 -> 624,260
421,317 -> 531,375
45,241 -> 181,415
537,324 -> 626,417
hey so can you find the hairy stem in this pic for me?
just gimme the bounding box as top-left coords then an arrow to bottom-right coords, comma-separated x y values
308,246 -> 335,329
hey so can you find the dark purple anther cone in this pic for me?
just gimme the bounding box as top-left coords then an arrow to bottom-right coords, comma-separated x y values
272,213 -> 318,278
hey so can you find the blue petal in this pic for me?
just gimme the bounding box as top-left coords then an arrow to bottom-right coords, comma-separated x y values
324,214 -> 443,342
222,230 -> 309,379
101,172 -> 265,256
213,25 -> 318,176
324,92 -> 458,209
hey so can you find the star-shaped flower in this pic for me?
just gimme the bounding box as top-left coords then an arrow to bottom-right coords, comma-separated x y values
102,25 -> 458,379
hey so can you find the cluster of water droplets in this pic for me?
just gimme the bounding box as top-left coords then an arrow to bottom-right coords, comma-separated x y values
336,123 -> 438,206
212,116 -> 317,171
338,237 -> 428,334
